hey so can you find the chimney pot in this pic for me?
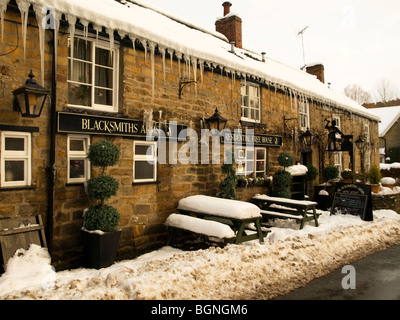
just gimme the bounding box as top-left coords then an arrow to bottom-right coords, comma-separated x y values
261,52 -> 266,62
222,1 -> 232,16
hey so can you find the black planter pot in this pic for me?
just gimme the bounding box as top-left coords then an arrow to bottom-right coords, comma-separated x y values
81,229 -> 122,269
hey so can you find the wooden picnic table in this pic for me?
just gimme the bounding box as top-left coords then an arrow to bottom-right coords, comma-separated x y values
175,195 -> 269,244
250,194 -> 319,229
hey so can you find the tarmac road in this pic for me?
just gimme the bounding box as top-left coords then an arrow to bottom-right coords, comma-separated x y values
275,244 -> 400,300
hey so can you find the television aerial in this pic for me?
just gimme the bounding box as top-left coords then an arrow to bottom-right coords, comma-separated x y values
297,26 -> 309,70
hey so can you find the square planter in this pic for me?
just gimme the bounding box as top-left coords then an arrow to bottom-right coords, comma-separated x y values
81,229 -> 121,269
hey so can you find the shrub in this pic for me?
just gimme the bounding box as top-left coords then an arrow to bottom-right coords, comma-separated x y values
278,153 -> 294,168
341,169 -> 354,180
219,151 -> 238,200
367,165 -> 382,185
86,175 -> 119,201
306,165 -> 318,181
83,140 -> 120,232
273,169 -> 292,187
84,205 -> 120,233
272,187 -> 292,199
322,166 -> 339,182
87,140 -> 120,170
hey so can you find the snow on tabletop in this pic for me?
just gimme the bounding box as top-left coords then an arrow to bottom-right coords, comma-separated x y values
177,195 -> 261,219
165,213 -> 235,239
381,162 -> 400,170
253,194 -> 318,206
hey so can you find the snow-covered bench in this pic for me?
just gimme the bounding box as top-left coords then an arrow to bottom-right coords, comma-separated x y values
165,214 -> 236,245
174,195 -> 268,244
251,194 -> 320,229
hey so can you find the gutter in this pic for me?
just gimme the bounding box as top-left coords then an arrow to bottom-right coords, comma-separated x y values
46,28 -> 57,255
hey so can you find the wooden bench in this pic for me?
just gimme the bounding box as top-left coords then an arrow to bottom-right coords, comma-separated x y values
174,195 -> 269,244
166,213 -> 237,245
251,194 -> 320,230
0,215 -> 47,272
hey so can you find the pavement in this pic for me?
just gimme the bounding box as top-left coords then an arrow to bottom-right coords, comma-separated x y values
274,244 -> 400,300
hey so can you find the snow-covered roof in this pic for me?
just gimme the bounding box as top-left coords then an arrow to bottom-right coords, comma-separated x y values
11,0 -> 380,122
367,106 -> 400,136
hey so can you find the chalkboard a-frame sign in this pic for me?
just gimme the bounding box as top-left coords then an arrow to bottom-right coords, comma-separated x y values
331,183 -> 373,221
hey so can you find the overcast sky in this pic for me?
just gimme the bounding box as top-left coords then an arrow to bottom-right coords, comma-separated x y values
142,0 -> 400,101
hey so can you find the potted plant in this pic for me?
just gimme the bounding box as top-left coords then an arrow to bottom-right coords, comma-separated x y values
341,169 -> 354,183
367,164 -> 382,194
317,166 -> 339,210
82,140 -> 121,269
218,151 -> 238,200
272,153 -> 294,198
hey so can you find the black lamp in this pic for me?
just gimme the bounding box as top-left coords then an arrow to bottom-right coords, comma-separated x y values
13,70 -> 49,118
355,136 -> 365,150
301,127 -> 315,147
205,108 -> 228,131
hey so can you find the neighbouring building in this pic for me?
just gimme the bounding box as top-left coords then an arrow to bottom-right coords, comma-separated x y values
0,0 -> 380,270
368,106 -> 400,163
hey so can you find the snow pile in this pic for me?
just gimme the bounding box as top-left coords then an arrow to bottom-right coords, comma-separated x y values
0,244 -> 56,296
381,177 -> 396,185
177,195 -> 261,219
0,210 -> 400,300
165,213 -> 235,239
381,162 -> 400,170
286,164 -> 308,177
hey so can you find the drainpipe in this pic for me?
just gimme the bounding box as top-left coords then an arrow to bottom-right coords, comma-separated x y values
46,28 -> 57,255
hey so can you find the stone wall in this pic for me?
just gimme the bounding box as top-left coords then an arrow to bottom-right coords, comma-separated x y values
372,193 -> 400,214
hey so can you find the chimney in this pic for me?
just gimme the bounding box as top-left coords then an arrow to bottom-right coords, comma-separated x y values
306,63 -> 325,83
223,1 -> 231,16
215,2 -> 243,49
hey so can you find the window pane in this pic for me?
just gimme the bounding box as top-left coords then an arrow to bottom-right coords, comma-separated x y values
95,47 -> 113,67
256,149 -> 265,160
256,160 -> 265,172
69,159 -> 85,179
5,161 -> 25,181
5,137 -> 25,151
95,66 -> 113,88
95,88 -> 113,106
135,144 -> 153,156
68,83 -> 92,106
70,139 -> 85,152
68,60 -> 92,83
72,38 -> 92,61
135,161 -> 155,180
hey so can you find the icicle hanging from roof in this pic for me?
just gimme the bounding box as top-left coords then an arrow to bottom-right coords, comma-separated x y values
0,0 -> 10,42
66,14 -> 76,79
32,3 -> 46,84
16,0 -> 29,59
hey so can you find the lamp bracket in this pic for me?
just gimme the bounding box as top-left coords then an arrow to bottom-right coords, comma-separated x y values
179,78 -> 197,99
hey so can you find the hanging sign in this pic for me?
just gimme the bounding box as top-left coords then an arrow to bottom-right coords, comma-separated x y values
331,182 -> 373,221
57,112 -> 187,140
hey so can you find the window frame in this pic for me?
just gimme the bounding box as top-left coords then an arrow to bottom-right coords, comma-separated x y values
235,146 -> 266,178
67,135 -> 91,184
67,35 -> 119,112
133,141 -> 158,183
1,131 -> 32,187
241,81 -> 261,123
332,114 -> 343,172
299,97 -> 310,130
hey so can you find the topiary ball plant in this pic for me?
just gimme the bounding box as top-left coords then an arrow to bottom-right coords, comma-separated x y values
278,153 -> 295,169
272,169 -> 292,199
322,166 -> 339,183
83,140 -> 121,232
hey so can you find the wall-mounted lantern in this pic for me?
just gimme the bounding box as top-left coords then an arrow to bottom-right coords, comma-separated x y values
12,71 -> 49,118
300,127 -> 315,147
355,136 -> 365,150
205,108 -> 227,131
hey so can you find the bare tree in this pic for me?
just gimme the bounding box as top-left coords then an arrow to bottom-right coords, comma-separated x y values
344,83 -> 372,104
373,78 -> 399,103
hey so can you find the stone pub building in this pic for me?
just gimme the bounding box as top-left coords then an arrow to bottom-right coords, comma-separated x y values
0,0 -> 380,270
